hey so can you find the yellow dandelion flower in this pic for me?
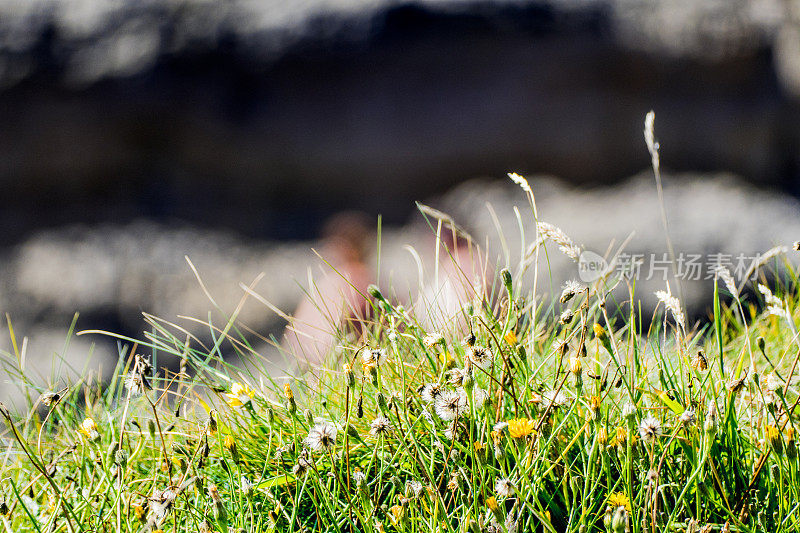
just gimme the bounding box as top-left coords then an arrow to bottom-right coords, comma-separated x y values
388,504 -> 405,526
474,441 -> 486,453
593,323 -> 607,339
611,427 -> 627,447
766,424 -> 784,454
568,357 -> 582,375
486,497 -> 499,511
597,427 -> 608,446
504,330 -> 518,345
608,492 -> 631,513
284,383 -> 294,401
224,382 -> 255,408
506,418 -> 536,439
439,351 -> 456,370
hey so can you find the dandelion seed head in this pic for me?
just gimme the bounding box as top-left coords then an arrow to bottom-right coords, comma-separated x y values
638,416 -> 662,443
304,421 -> 338,452
468,345 -> 494,370
369,416 -> 391,436
434,389 -> 467,421
362,349 -> 387,367
494,478 -> 515,498
419,383 -> 442,403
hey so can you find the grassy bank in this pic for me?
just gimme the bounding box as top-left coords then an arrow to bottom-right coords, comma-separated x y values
1,172 -> 800,533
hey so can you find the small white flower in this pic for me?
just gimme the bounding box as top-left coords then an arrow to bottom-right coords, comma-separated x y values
638,416 -> 662,443
622,402 -> 637,420
679,409 -> 695,426
434,389 -> 468,421
495,478 -> 516,498
362,349 -> 387,367
418,383 -> 442,403
240,475 -> 255,496
423,334 -> 444,349
766,373 -> 783,392
468,346 -> 494,370
353,470 -> 367,487
304,421 -> 338,452
406,480 -> 424,498
542,390 -> 568,407
369,416 -> 392,436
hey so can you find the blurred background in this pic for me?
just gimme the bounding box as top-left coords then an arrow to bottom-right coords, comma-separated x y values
2,0 -> 800,401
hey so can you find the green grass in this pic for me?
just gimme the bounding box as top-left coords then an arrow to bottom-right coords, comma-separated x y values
2,176 -> 800,533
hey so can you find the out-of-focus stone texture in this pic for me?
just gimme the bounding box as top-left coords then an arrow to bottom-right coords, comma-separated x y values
0,0 -> 799,245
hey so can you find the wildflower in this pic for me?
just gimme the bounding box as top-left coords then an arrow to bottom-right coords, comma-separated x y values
766,373 -> 783,393
208,484 -> 228,532
343,363 -> 355,389
39,389 -> 64,407
447,368 -> 466,387
766,425 -> 784,455
204,410 -> 218,437
124,371 -> 150,396
304,421 -> 338,452
596,427 -> 608,446
507,418 -> 536,439
388,505 -> 405,526
542,390 -> 569,408
568,357 -> 582,375
612,427 -> 628,448
369,416 -> 392,436
240,475 -> 255,497
560,280 -> 583,303
611,505 -> 629,533
679,409 -> 695,427
638,416 -> 661,443
468,345 -> 494,369
787,427 -> 797,459
434,389 -> 468,421
472,386 -> 490,410
439,351 -> 456,369
79,418 -> 101,442
559,309 -> 574,324
495,478 -> 515,498
418,383 -> 442,403
406,480 -> 424,498
447,471 -> 460,491
224,382 -> 255,408
727,372 -> 747,394
493,421 -> 509,434
691,350 -> 708,371
353,469 -> 367,488
423,333 -> 444,349
504,330 -> 518,345
587,396 -> 602,421
284,383 -> 297,414
704,401 -> 718,436
362,349 -> 387,367
608,492 -> 631,513
486,496 -> 504,524
224,435 -> 239,463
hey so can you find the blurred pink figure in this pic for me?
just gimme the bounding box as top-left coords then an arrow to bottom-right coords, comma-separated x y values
284,212 -> 372,367
417,230 -> 486,335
